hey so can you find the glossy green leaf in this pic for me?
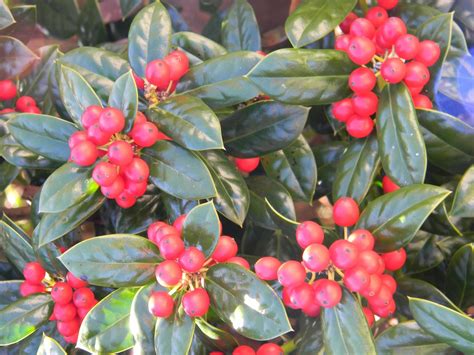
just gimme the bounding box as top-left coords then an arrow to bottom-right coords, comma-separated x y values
120,0 -> 142,18
0,216 -> 35,271
248,49 -> 356,105
416,109 -> 474,174
128,1 -> 171,77
0,280 -> 22,311
205,263 -> 292,340
376,83 -> 427,186
7,114 -> 77,162
171,32 -> 227,61
0,293 -> 53,346
161,194 -> 198,222
78,0 -> 107,46
34,192 -> 104,248
199,150 -> 250,226
446,243 -> 474,309
293,315 -> 324,353
333,135 -> 380,204
356,184 -> 450,252
182,202 -> 220,257
142,140 -> 216,200
376,321 -> 457,355
60,234 -> 161,288
177,51 -> 261,109
450,166 -> 474,218
37,334 -> 66,355
195,318 -> 238,351
78,287 -> 139,353
408,297 -> 474,353
0,36 -> 37,79
34,0 -> 79,39
0,161 -> 19,191
147,95 -> 223,151
39,162 -> 97,213
222,101 -> 309,157
155,301 -> 195,355
322,288 -> 376,355
285,0 -> 357,47
313,141 -> 348,198
0,2 -> 15,30
109,70 -> 138,133
58,65 -> 102,127
221,0 -> 261,52
405,233 -> 446,274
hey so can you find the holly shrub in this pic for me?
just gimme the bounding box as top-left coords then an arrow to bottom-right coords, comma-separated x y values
0,0 -> 473,354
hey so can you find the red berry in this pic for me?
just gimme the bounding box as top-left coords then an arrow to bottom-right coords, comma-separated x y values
381,17 -> 407,45
349,67 -> 376,94
92,162 -> 118,187
257,343 -> 283,355
358,250 -> 383,274
380,58 -> 406,83
335,34 -> 352,51
302,301 -> 321,317
348,229 -> 375,251
164,50 -> 190,81
350,18 -> 375,38
368,284 -> 393,308
68,131 -> 88,149
124,179 -> 147,197
159,234 -> 185,260
20,282 -> 45,296
234,157 -> 260,173
108,141 -> 134,166
372,298 -> 396,318
0,108 -> 15,114
211,236 -> 238,262
173,214 -> 186,235
302,244 -> 330,272
394,34 -> 420,60
404,61 -> 430,87
377,0 -> 398,10
346,115 -> 374,138
23,262 -> 45,284
155,260 -> 182,287
72,287 -> 95,308
416,40 -> 440,67
182,288 -> 210,317
380,274 -> 397,293
81,105 -> 103,129
296,221 -> 324,249
340,12 -> 358,34
99,107 -> 125,134
382,175 -> 400,193
365,6 -> 388,28
101,175 -> 125,199
227,256 -> 250,269
53,302 -> 77,322
78,302 -> 96,319
147,221 -> 168,241
115,190 -> 137,208
87,123 -> 111,146
329,239 -> 359,270
313,279 -> 342,308
63,332 -> 79,344
375,27 -> 391,50
66,272 -> 88,289
360,273 -> 383,298
407,85 -> 424,96
352,92 -> 378,116
289,282 -> 315,309
344,265 -> 370,292
178,247 -> 206,273
233,345 -> 256,355
333,197 -> 360,227
412,94 -> 433,109
145,59 -> 171,90
51,282 -> 73,305
123,158 -> 149,182
381,248 -> 406,271
254,256 -> 281,280
0,80 -> 17,101
15,96 -> 36,112
133,71 -> 145,90
347,36 -> 376,65
282,286 -> 298,309
148,291 -> 174,318
363,307 -> 375,326
57,317 -> 80,337
332,98 -> 354,122
23,106 -> 41,114
151,224 -> 180,245
131,122 -> 159,147
277,260 -> 306,287
70,139 -> 98,167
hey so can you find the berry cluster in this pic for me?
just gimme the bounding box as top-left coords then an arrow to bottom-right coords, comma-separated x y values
254,197 -> 406,325
332,0 -> 440,138
234,157 -> 260,174
210,343 -> 283,355
0,80 -> 42,114
68,107 -> 169,208
147,216 -> 248,319
20,262 -> 97,344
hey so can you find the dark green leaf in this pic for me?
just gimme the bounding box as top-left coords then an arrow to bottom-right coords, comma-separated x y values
221,0 -> 261,52
391,4 -> 441,31
408,297 -> 474,353
248,49 -> 356,105
0,2 -> 15,30
285,0 -> 357,47
356,184 -> 450,252
177,51 -> 261,109
222,101 -> 309,157
182,201 -> 220,257
376,83 -> 427,186
0,293 -> 53,346
109,70 -> 138,133
195,318 -> 238,351
34,0 -> 79,39
0,36 -> 37,79
446,243 -> 474,309
142,140 -> 216,200
313,141 -> 348,198
37,334 -> 66,355
78,0 -> 107,46
0,161 -> 19,190
405,232 -> 445,274
36,240 -> 67,278
333,135 -> 380,204
59,234 -> 161,288
171,32 -> 227,61
450,166 -> 474,218
0,280 -> 22,311
39,162 -> 97,213
293,315 -> 324,354
322,288 -> 376,355
161,194 -> 198,222
120,0 -> 142,18
128,1 -> 172,77
205,263 -> 292,340
78,287 -> 139,353
7,114 -> 77,162
0,216 -> 35,271
147,95 -> 223,151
